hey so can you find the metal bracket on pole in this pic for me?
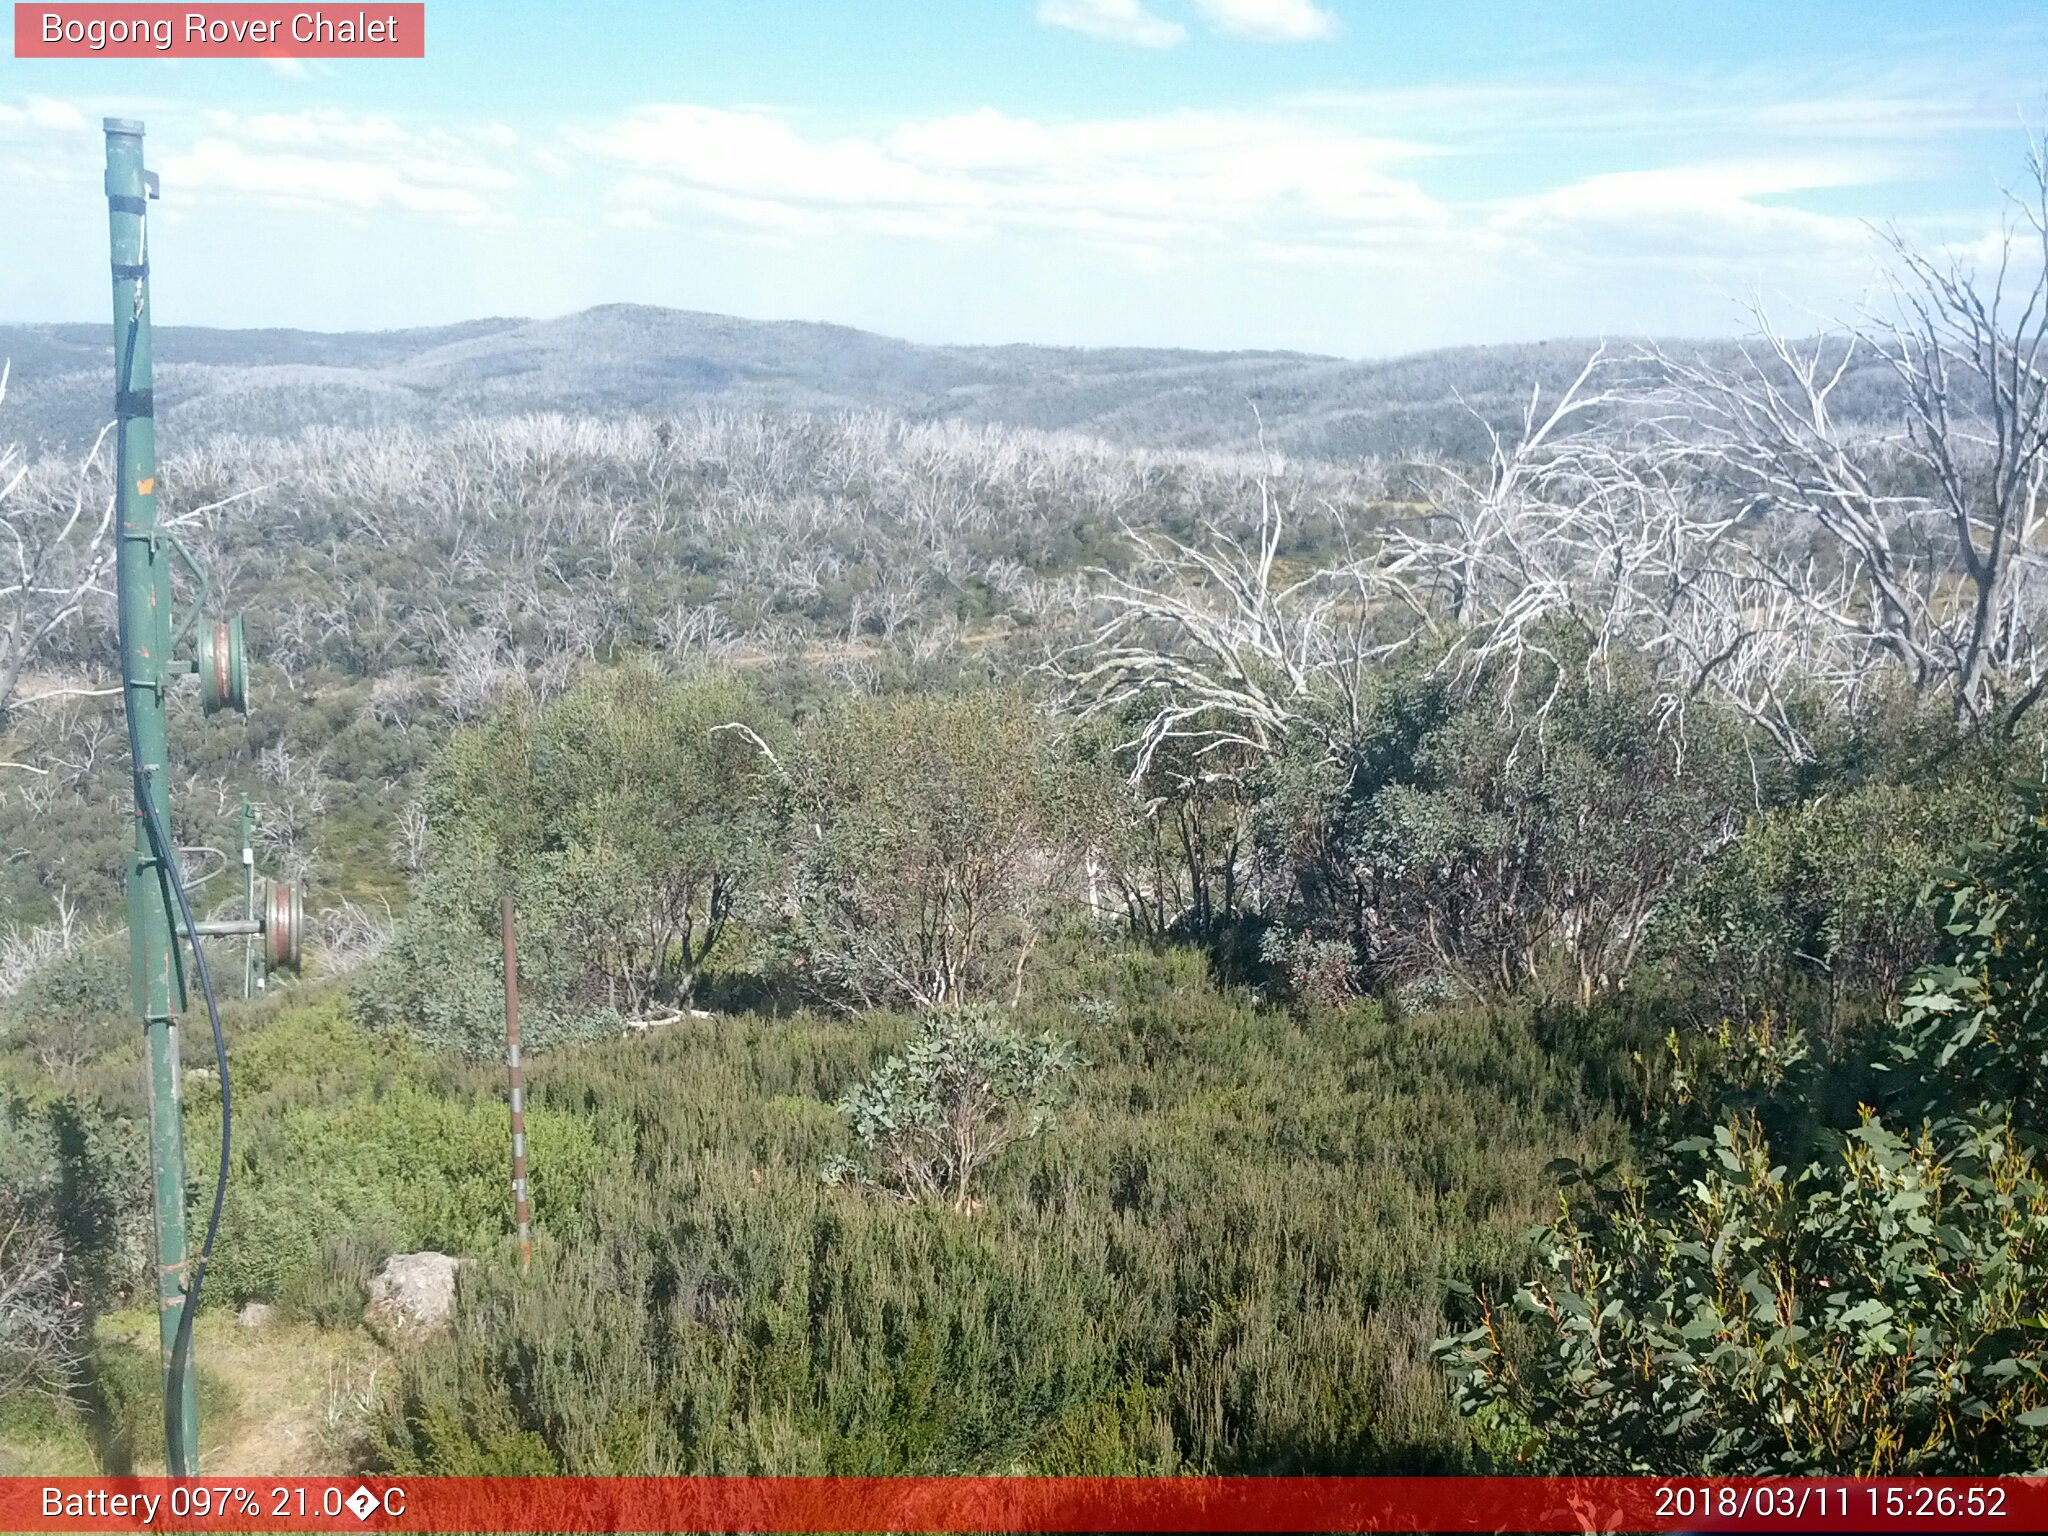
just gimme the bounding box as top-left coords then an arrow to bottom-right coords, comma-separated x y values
163,532 -> 212,652
187,883 -> 300,976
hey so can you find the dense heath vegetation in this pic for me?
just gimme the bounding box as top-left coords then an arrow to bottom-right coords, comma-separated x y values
8,176 -> 2048,1474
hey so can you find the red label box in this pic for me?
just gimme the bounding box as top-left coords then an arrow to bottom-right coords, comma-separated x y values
13,4 -> 425,57
4,1476 -> 2048,1533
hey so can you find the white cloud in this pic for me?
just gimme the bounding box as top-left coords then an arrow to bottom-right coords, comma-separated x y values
1190,0 -> 1338,42
1036,0 -> 1186,48
573,103 -> 1445,255
0,96 -> 90,134
572,105 -> 965,217
167,138 -> 490,219
202,108 -> 412,154
0,96 -> 102,191
1282,75 -> 2018,159
1,52 -> 2010,353
1500,157 -> 1891,223
160,111 -> 521,223
565,94 -> 1943,305
1486,159 -> 1884,284
1037,0 -> 1336,45
1748,94 -> 2018,140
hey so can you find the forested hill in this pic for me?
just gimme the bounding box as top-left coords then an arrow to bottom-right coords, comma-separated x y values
0,304 -> 1891,459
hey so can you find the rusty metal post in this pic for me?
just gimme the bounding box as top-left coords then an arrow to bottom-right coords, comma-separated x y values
241,798 -> 255,999
502,894 -> 531,1270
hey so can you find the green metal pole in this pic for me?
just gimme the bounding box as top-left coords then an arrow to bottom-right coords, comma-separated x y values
105,117 -> 200,1477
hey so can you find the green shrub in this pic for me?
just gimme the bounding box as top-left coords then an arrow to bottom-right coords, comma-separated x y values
1438,801 -> 2048,1474
0,1103 -> 80,1403
277,1223 -> 401,1329
1891,803 -> 2048,1122
354,667 -> 777,1054
823,1007 -> 1083,1209
178,1000 -> 621,1311
1654,782 -> 1984,1038
1250,650 -> 1753,1004
368,971 -> 1620,1475
781,688 -> 1110,1009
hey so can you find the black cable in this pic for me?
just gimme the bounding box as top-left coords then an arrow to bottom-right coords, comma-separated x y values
141,782 -> 231,1455
114,294 -> 232,1466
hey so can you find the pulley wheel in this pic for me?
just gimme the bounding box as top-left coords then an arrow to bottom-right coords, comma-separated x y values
198,615 -> 248,715
261,878 -> 302,974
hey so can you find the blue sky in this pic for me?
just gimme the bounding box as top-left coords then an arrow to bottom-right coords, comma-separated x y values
2,0 -> 2043,354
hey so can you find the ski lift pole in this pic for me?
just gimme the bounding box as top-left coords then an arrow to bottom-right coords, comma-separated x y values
104,118 -> 301,1478
105,116 -> 199,1477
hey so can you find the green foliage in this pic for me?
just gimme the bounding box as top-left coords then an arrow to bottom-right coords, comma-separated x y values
179,998 -> 616,1313
1253,651 -> 1753,1002
1438,802 -> 2048,1474
1086,718 -> 1259,946
824,1006 -> 1083,1209
784,689 -> 1108,1009
0,993 -> 153,1317
0,1101 -> 80,1402
370,952 -> 1617,1474
1657,770 -> 2005,1039
5,942 -> 127,1023
86,1319 -> 238,1471
10,329 -> 2040,1483
1258,928 -> 1361,1012
354,666 -> 779,1054
1893,802 -> 2048,1122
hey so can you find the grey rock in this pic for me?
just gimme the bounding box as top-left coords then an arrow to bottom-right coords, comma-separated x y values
364,1251 -> 460,1338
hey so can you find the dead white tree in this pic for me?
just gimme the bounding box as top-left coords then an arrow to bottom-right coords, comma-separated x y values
391,799 -> 430,877
365,668 -> 430,729
312,897 -> 394,976
655,602 -> 738,672
436,625 -> 525,723
1060,344 -> 1873,770
0,365 -> 118,733
1383,356 -> 1855,757
1876,154 -> 2048,726
1649,142 -> 2048,735
1057,468 -> 1399,784
1392,350 -> 1623,628
0,891 -> 84,1002
1387,351 -> 1726,717
255,741 -> 333,886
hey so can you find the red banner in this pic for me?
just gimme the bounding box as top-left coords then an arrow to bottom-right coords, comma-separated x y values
2,1477 -> 2044,1533
12,5 -> 424,58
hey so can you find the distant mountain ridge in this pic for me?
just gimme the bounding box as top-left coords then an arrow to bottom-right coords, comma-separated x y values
0,303 -> 1886,461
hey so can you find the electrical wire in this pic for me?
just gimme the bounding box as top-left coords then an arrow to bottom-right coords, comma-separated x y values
141,783 -> 232,1457
115,280 -> 232,1467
